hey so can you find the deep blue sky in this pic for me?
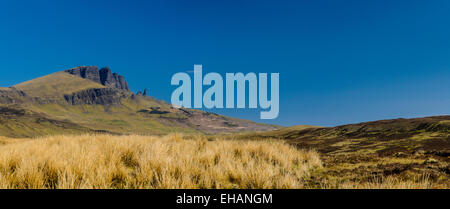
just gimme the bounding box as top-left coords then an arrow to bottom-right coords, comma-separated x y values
1,0 -> 450,127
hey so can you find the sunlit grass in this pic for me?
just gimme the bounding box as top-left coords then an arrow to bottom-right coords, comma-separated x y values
0,134 -> 321,189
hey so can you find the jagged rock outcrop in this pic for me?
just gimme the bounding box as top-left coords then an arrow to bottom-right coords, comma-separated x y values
65,66 -> 130,91
65,66 -> 101,84
143,88 -> 147,96
135,88 -> 148,97
99,67 -> 130,91
0,87 -> 27,104
64,88 -> 127,106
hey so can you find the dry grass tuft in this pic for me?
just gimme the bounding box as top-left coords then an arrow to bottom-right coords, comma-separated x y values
316,175 -> 434,189
0,134 -> 321,189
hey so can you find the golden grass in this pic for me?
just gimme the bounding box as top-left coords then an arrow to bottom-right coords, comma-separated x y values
0,134 -> 322,189
13,72 -> 105,99
317,175 -> 434,189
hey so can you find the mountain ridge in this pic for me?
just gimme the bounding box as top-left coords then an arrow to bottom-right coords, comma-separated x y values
0,66 -> 278,137
240,115 -> 450,157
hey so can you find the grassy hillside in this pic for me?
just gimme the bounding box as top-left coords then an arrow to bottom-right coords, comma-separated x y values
28,101 -> 200,136
239,117 -> 450,188
13,72 -> 105,100
238,125 -> 321,139
0,105 -> 94,138
240,117 -> 450,155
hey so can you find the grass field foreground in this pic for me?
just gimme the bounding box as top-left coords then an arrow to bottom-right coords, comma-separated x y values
0,134 -> 321,189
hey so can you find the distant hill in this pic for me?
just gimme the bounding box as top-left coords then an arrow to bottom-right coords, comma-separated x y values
0,66 -> 278,137
239,116 -> 450,187
240,116 -> 450,156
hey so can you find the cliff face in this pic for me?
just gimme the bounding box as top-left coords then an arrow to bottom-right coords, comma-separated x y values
99,67 -> 130,91
64,66 -> 101,84
64,88 -> 127,106
65,66 -> 130,91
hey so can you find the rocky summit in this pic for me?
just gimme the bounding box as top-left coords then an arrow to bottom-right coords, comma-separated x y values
65,66 -> 130,91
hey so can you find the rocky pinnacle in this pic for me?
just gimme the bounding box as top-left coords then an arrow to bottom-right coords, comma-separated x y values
64,66 -> 130,91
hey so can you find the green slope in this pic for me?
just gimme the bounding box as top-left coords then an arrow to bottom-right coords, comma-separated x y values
0,105 -> 94,138
13,72 -> 105,100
